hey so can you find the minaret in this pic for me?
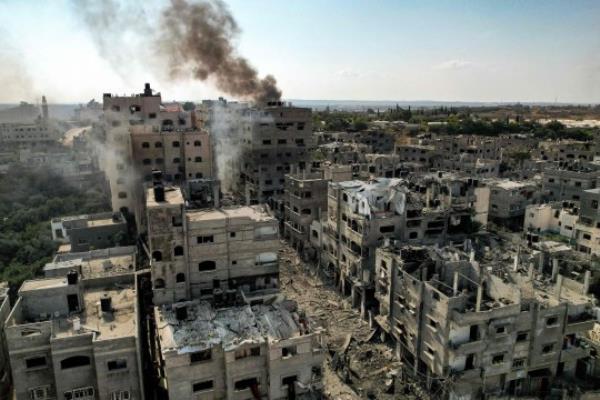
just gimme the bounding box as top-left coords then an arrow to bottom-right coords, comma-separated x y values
41,96 -> 49,121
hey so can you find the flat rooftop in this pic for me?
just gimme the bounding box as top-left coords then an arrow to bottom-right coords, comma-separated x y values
186,206 -> 274,224
156,300 -> 312,354
53,286 -> 137,340
146,186 -> 185,208
491,180 -> 534,190
46,246 -> 136,279
20,277 -> 68,292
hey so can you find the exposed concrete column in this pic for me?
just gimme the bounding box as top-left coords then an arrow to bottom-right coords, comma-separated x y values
551,258 -> 559,281
476,284 -> 483,312
453,271 -> 459,296
583,270 -> 591,294
556,275 -> 563,301
528,263 -> 534,279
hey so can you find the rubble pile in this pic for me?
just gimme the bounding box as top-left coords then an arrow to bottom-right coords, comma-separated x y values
279,242 -> 426,399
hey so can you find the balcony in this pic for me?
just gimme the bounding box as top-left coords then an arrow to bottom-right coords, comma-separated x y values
560,343 -> 591,363
449,338 -> 486,355
565,312 -> 596,334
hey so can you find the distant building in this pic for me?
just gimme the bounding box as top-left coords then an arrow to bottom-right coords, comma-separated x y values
50,212 -> 127,252
236,102 -> 314,204
488,179 -> 540,229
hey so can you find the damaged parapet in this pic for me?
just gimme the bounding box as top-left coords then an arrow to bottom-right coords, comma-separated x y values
154,298 -> 324,400
374,242 -> 598,399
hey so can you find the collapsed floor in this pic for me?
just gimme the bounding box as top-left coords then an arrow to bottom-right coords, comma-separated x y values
279,242 -> 430,400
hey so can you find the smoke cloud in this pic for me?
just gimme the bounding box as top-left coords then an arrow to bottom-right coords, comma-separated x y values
73,0 -> 282,103
0,36 -> 35,103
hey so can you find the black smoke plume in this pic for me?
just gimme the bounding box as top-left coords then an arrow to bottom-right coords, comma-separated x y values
74,0 -> 282,103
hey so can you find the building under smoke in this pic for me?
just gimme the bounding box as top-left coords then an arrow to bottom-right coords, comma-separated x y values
235,101 -> 315,205
100,83 -> 215,228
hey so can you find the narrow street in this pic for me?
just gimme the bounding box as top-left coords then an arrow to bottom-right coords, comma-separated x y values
278,242 -> 402,399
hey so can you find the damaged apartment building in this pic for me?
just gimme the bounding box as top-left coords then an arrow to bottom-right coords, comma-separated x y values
145,181 -> 326,399
5,246 -> 143,400
525,187 -> 600,256
100,83 -> 214,225
235,101 -> 315,205
315,176 -> 487,319
374,243 -> 598,399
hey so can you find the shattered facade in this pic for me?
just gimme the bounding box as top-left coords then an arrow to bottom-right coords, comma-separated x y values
374,243 -> 597,398
153,300 -> 325,400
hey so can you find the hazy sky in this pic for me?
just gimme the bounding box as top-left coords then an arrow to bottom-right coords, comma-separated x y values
0,0 -> 599,103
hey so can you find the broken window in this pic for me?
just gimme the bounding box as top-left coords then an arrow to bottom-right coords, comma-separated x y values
118,191 -> 127,199
194,140 -> 202,146
512,358 -> 525,369
492,353 -> 505,364
152,251 -> 162,262
142,158 -> 151,165
516,331 -> 528,342
190,349 -> 211,363
282,375 -> 297,389
234,377 -> 259,391
60,355 -> 91,369
154,279 -> 165,289
195,156 -> 203,162
107,359 -> 127,371
542,343 -> 555,354
174,246 -> 184,256
25,357 -> 47,369
197,235 -> 214,244
281,345 -> 297,358
192,380 -> 214,393
176,273 -> 185,283
379,225 -> 394,233
235,346 -> 260,359
142,142 -> 149,148
198,261 -> 216,271
172,141 -> 180,148
546,316 -> 558,327
155,142 -> 162,148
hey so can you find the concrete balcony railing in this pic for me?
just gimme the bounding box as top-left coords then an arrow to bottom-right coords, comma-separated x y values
449,339 -> 486,355
565,313 -> 597,335
560,344 -> 591,363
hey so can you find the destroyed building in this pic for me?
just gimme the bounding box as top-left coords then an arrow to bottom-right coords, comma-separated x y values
236,101 -> 315,204
50,211 -> 127,253
525,188 -> 600,256
487,179 -> 541,229
318,177 -> 480,318
5,247 -> 143,400
283,171 -> 329,252
542,162 -> 600,202
153,299 -> 325,399
535,140 -> 600,163
374,243 -> 598,399
146,184 -> 280,306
